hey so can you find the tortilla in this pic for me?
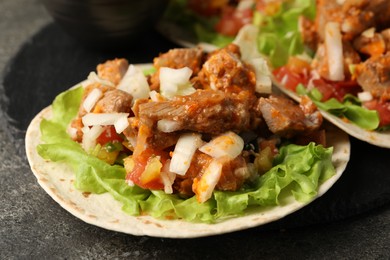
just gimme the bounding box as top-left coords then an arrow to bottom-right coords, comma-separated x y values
25,77 -> 350,238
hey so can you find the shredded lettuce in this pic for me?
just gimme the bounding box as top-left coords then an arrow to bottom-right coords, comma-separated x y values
37,87 -> 335,223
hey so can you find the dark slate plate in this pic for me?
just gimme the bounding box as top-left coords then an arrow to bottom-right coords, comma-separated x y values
1,22 -> 389,231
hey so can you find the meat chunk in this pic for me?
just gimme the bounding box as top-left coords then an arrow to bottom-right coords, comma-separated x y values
93,89 -> 133,114
197,44 -> 256,93
97,58 -> 129,86
138,90 -> 258,135
353,32 -> 386,57
150,47 -> 205,90
259,95 -> 322,138
355,52 -> 390,100
315,0 -> 390,41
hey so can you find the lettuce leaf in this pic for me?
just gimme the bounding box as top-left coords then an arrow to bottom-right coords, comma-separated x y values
37,87 -> 335,223
254,0 -> 315,67
297,84 -> 380,130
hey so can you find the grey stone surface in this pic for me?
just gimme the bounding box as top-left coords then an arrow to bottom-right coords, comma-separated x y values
0,0 -> 389,259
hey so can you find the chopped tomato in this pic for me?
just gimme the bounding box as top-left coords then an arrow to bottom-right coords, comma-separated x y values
215,6 -> 253,36
96,126 -> 123,145
273,66 -> 309,91
363,100 -> 390,128
312,78 -> 362,102
126,148 -> 169,190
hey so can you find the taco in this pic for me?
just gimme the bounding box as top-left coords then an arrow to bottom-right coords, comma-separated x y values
26,43 -> 350,238
162,0 -> 390,148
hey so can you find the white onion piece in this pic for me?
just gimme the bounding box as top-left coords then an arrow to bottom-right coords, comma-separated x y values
81,125 -> 104,152
193,159 -> 223,203
362,27 -> 375,38
159,67 -> 195,98
67,126 -> 78,139
358,91 -> 373,102
249,58 -> 272,94
117,65 -> 150,101
160,160 -> 176,194
199,131 -> 244,160
82,113 -> 129,127
169,133 -> 203,175
157,119 -> 181,133
83,88 -> 103,112
233,24 -> 261,62
325,22 -> 345,81
113,114 -> 129,134
87,72 -> 115,87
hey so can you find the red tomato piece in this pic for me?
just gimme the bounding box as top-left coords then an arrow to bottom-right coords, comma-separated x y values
312,79 -> 361,102
363,100 -> 390,128
126,148 -> 169,190
273,66 -> 308,91
215,6 -> 252,36
96,126 -> 123,145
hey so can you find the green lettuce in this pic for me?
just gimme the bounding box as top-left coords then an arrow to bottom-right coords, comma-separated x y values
254,0 -> 316,67
37,87 -> 335,223
297,84 -> 380,130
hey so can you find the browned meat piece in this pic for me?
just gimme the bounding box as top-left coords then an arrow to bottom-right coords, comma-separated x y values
381,29 -> 390,52
259,95 -> 322,138
97,58 -> 129,86
149,47 -> 205,90
93,89 -> 133,114
312,41 -> 361,80
353,32 -> 386,57
138,89 -> 258,135
315,0 -> 390,42
197,44 -> 256,93
299,15 -> 318,51
215,155 -> 248,191
355,52 -> 390,100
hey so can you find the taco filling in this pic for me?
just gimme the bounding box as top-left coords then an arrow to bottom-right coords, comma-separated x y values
37,44 -> 336,222
165,0 -> 390,131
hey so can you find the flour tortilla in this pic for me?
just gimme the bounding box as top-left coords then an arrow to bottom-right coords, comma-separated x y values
25,85 -> 350,238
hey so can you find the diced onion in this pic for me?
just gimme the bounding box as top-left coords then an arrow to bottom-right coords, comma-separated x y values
82,113 -> 129,127
169,133 -> 203,175
67,126 -> 78,139
157,119 -> 181,133
81,125 -> 104,152
325,22 -> 345,81
117,65 -> 150,101
249,58 -> 272,94
87,72 -> 115,87
233,24 -> 261,62
83,88 -> 103,113
362,27 -> 375,38
149,90 -> 165,102
199,131 -> 244,159
113,114 -> 129,134
160,159 -> 176,194
159,67 -> 195,98
358,91 -> 373,102
193,159 -> 223,203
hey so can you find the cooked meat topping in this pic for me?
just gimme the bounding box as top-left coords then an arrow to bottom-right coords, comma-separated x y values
197,44 -> 256,93
355,52 -> 390,100
259,95 -> 323,138
150,47 -> 205,90
138,89 -> 257,134
97,58 -> 129,86
93,89 -> 133,114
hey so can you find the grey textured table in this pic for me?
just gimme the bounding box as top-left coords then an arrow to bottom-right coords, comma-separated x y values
1,1 -> 389,259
